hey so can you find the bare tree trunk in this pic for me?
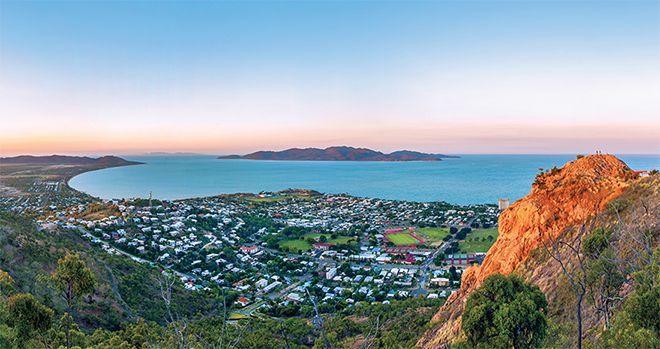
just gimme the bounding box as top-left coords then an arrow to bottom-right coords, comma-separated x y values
540,223 -> 589,349
65,283 -> 73,349
576,294 -> 583,349
65,313 -> 71,349
158,273 -> 188,349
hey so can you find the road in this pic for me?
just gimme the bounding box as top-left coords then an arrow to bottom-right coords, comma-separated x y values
410,223 -> 470,297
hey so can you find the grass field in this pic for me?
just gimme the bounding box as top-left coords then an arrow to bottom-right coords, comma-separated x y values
459,228 -> 499,253
416,227 -> 450,244
279,233 -> 354,252
279,239 -> 312,251
228,313 -> 251,320
386,233 -> 421,246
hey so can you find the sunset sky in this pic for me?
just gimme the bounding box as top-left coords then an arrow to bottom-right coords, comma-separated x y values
1,1 -> 659,156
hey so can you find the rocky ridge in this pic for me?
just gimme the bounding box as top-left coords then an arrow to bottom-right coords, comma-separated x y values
418,154 -> 638,347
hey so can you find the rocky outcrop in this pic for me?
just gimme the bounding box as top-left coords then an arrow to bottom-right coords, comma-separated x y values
418,155 -> 637,348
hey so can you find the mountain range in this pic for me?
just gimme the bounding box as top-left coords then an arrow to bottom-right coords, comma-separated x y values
218,146 -> 458,161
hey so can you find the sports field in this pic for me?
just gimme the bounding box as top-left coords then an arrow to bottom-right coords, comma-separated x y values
386,232 -> 422,245
279,233 -> 354,252
416,227 -> 450,242
459,228 -> 499,253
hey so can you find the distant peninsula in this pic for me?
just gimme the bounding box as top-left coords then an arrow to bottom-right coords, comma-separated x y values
218,146 -> 459,161
0,155 -> 141,167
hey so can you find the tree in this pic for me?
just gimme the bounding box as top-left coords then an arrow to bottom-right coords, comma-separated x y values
539,222 -> 590,349
585,249 -> 624,329
599,254 -> 659,348
582,228 -> 624,329
0,269 -> 14,299
448,266 -> 459,282
445,242 -> 459,254
621,255 -> 659,335
51,252 -> 95,349
462,274 -> 547,349
456,227 -> 471,240
433,253 -> 446,266
6,293 -> 54,348
157,272 -> 193,349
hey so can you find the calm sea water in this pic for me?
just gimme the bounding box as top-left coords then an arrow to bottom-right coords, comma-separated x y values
69,155 -> 659,205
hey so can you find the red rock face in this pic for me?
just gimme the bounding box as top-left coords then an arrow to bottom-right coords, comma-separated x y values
418,155 -> 636,348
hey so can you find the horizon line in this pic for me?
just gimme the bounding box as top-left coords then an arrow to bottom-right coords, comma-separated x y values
3,151 -> 660,158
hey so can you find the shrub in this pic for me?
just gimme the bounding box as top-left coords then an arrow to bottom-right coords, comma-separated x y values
462,274 -> 548,349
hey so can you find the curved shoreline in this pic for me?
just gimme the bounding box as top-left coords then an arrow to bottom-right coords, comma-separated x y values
66,154 -> 660,204
66,162 -> 144,199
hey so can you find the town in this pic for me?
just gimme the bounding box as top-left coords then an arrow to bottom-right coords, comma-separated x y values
1,184 -> 500,318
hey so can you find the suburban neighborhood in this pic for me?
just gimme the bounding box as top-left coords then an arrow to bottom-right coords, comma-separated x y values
1,186 -> 500,318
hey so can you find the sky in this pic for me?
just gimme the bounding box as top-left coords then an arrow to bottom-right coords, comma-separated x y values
1,1 -> 659,156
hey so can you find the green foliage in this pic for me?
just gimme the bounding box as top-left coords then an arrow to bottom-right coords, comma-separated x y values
582,228 -> 610,258
0,269 -> 14,297
433,252 -> 446,266
51,252 -> 96,310
5,293 -> 54,346
462,274 -> 548,349
622,257 -> 659,334
623,286 -> 660,334
594,251 -> 659,348
51,253 -> 96,348
325,298 -> 442,348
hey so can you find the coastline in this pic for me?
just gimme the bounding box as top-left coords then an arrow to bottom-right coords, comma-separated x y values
66,154 -> 660,204
64,161 -> 144,197
0,159 -> 143,201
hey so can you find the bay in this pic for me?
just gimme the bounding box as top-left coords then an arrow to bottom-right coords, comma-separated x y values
69,154 -> 659,205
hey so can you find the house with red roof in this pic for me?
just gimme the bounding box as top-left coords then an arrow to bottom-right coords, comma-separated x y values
384,246 -> 416,255
236,296 -> 250,307
312,243 -> 334,251
239,245 -> 259,254
384,227 -> 404,234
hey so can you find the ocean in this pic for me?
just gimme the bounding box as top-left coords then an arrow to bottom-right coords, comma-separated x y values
69,154 -> 659,205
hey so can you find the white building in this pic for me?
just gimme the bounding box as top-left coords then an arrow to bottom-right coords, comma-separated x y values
326,267 -> 337,280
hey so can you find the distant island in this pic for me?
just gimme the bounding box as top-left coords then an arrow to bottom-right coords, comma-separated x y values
144,152 -> 207,156
218,146 -> 458,162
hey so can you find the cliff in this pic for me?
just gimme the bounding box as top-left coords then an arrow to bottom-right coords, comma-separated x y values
418,155 -> 639,348
218,146 -> 458,161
